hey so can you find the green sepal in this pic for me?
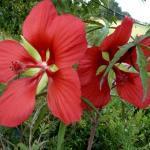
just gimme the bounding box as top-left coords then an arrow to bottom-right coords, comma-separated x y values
21,35 -> 41,61
36,73 -> 48,95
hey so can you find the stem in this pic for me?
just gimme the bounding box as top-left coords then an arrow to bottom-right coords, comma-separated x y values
87,26 -> 102,33
0,137 -> 5,149
57,122 -> 67,150
0,134 -> 15,148
87,113 -> 100,150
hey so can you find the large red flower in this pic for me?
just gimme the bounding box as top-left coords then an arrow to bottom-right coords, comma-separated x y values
78,16 -> 150,109
0,0 -> 87,127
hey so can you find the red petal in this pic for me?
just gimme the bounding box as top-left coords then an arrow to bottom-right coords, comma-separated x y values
78,47 -> 110,109
47,14 -> 87,68
0,40 -> 35,83
123,37 -> 150,71
47,68 -> 82,124
100,16 -> 133,59
81,76 -> 110,109
115,69 -> 150,108
0,77 -> 39,127
134,38 -> 150,71
78,47 -> 106,85
118,46 -> 137,66
23,0 -> 57,60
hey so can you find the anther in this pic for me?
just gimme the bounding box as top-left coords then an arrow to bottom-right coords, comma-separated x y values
9,61 -> 25,73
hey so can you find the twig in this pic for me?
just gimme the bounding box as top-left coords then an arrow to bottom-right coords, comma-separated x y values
87,112 -> 100,150
0,134 -> 15,148
0,137 -> 5,149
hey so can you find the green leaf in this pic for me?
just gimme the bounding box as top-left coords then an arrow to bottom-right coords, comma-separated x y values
102,51 -> 110,61
96,65 -> 107,75
136,45 -> 148,101
115,63 -> 137,73
108,69 -> 116,89
100,42 -> 136,86
57,122 -> 67,150
21,35 -> 41,61
84,19 -> 104,26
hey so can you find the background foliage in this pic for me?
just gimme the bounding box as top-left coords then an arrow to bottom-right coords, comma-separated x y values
0,0 -> 150,150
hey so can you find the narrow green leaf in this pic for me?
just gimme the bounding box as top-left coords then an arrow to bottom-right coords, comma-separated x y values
115,63 -> 137,73
100,42 -> 135,86
57,122 -> 67,150
102,52 -> 110,61
108,69 -> 116,89
21,35 -> 41,61
84,19 -> 104,26
136,45 -> 148,101
96,65 -> 107,75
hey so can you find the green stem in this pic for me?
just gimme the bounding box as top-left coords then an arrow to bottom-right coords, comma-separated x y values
57,122 -> 67,150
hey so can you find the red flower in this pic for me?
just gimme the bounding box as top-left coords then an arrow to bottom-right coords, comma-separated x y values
78,16 -> 150,109
125,37 -> 150,72
0,0 -> 87,127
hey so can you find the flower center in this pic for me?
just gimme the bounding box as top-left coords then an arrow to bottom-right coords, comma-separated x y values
10,61 -> 25,74
10,60 -> 59,77
40,61 -> 48,70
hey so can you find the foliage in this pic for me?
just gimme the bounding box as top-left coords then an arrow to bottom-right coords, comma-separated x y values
0,0 -> 39,38
0,0 -> 129,38
0,96 -> 150,149
0,0 -> 150,149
